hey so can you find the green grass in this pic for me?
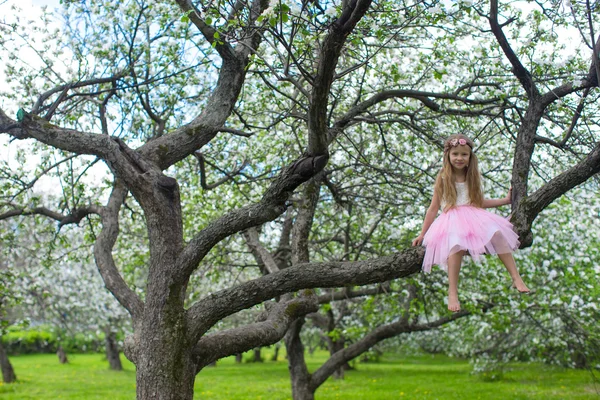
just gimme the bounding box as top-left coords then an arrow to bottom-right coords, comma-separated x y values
1,351 -> 598,399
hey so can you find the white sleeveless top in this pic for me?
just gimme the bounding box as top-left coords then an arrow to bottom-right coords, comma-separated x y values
441,182 -> 470,210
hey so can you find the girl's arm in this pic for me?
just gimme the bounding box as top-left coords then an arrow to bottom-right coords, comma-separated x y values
412,188 -> 441,246
482,187 -> 511,208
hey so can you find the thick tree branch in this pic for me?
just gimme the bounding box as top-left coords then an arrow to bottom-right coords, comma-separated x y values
93,181 -> 144,321
511,140 -> 600,246
308,0 -> 373,154
174,0 -> 235,60
488,0 -> 538,98
192,292 -> 318,370
140,0 -> 268,169
187,246 -> 425,342
0,108 -> 115,158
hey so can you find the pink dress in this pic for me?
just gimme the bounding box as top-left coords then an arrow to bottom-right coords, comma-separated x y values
422,182 -> 519,273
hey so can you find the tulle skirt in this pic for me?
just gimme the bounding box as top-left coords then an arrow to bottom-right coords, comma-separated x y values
422,205 -> 519,273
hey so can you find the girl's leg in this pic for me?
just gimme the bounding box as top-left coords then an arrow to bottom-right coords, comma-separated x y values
497,253 -> 530,293
447,251 -> 465,312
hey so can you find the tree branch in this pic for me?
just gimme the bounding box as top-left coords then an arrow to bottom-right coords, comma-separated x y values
511,140 -> 600,247
334,89 -> 501,129
309,310 -> 472,389
488,0 -> 538,98
0,203 -> 101,228
93,180 -> 144,321
186,246 -> 425,343
308,0 -> 373,154
174,0 -> 235,60
192,292 -> 318,370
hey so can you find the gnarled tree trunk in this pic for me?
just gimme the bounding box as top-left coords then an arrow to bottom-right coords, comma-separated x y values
135,312 -> 197,400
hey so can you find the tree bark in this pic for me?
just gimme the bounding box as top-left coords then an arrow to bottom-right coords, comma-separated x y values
0,339 -> 16,383
253,348 -> 263,363
135,322 -> 197,400
104,326 -> 123,371
285,318 -> 314,400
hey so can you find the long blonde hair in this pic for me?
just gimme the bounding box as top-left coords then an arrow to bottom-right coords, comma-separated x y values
434,134 -> 483,208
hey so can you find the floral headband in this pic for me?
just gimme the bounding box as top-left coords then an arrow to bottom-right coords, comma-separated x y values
444,138 -> 472,153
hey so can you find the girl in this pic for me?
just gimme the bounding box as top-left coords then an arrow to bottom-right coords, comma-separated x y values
412,134 -> 530,312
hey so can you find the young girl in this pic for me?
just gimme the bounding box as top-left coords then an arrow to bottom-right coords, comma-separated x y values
412,134 -> 530,312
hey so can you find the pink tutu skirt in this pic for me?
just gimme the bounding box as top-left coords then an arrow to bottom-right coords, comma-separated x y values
422,205 -> 519,273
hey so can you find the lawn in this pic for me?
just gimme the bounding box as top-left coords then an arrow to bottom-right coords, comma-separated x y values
0,351 -> 598,399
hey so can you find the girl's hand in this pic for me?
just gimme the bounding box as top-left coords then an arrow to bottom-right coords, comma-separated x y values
412,235 -> 424,247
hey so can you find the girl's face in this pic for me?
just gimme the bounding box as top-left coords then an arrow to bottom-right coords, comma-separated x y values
448,145 -> 471,171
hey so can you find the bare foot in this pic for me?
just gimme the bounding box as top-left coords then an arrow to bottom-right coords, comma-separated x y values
448,293 -> 460,312
512,281 -> 531,293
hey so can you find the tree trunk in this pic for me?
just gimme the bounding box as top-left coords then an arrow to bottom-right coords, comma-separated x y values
0,339 -> 16,383
253,348 -> 263,362
271,344 -> 280,361
135,336 -> 197,400
57,345 -> 68,364
104,326 -> 123,371
135,301 -> 198,400
285,318 -> 315,400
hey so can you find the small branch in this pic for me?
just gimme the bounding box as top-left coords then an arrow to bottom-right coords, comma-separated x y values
174,0 -> 235,60
218,127 -> 253,137
316,283 -> 392,304
193,151 -> 248,190
0,204 -> 101,227
8,154 -> 78,199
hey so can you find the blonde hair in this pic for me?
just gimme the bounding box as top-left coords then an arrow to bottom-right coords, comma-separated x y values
434,134 -> 483,208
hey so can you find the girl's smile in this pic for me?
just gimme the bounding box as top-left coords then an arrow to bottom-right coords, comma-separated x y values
449,145 -> 471,171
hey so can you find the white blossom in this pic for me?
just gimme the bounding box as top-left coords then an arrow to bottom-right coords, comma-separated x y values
428,5 -> 442,15
325,7 -> 337,17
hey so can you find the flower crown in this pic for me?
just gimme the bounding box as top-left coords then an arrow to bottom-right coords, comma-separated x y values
444,138 -> 472,153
